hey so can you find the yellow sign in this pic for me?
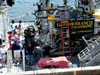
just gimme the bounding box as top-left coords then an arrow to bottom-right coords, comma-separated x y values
48,15 -> 55,21
97,16 -> 100,20
55,20 -> 94,39
56,20 -> 94,28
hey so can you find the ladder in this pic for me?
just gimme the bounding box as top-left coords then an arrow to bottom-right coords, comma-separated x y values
59,6 -> 65,56
65,5 -> 72,57
58,5 -> 72,57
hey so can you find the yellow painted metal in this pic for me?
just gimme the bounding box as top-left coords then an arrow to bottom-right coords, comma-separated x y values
45,6 -> 53,11
97,16 -> 100,20
48,15 -> 55,21
74,70 -> 77,75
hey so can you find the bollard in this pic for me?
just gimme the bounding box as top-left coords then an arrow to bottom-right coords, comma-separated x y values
22,49 -> 25,71
7,50 -> 13,72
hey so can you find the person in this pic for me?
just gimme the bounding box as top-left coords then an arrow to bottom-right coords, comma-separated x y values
10,20 -> 15,31
18,20 -> 22,30
25,42 -> 34,65
0,37 -> 3,64
37,1 -> 42,12
31,45 -> 43,70
8,31 -> 13,45
0,39 -> 7,65
33,45 -> 43,65
43,43 -> 52,57
34,30 -> 40,41
0,37 -> 2,45
14,21 -> 22,32
11,31 -> 21,64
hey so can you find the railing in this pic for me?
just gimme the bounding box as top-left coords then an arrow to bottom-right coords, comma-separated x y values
78,42 -> 100,61
77,47 -> 91,62
78,35 -> 100,66
18,66 -> 100,75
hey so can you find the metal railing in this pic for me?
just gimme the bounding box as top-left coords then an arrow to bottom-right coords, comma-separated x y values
78,35 -> 100,65
17,65 -> 100,75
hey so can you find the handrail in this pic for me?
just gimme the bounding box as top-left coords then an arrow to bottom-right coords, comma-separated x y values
18,66 -> 100,75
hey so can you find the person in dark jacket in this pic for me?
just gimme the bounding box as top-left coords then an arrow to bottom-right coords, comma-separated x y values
43,44 -> 52,57
33,45 -> 43,65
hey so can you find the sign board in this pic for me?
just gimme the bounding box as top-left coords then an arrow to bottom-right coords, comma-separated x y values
70,20 -> 94,39
55,19 -> 94,39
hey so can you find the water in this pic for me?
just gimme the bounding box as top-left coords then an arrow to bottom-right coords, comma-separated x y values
7,0 -> 39,22
7,0 -> 76,22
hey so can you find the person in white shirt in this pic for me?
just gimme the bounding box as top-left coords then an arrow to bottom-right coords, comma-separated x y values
0,40 -> 7,65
